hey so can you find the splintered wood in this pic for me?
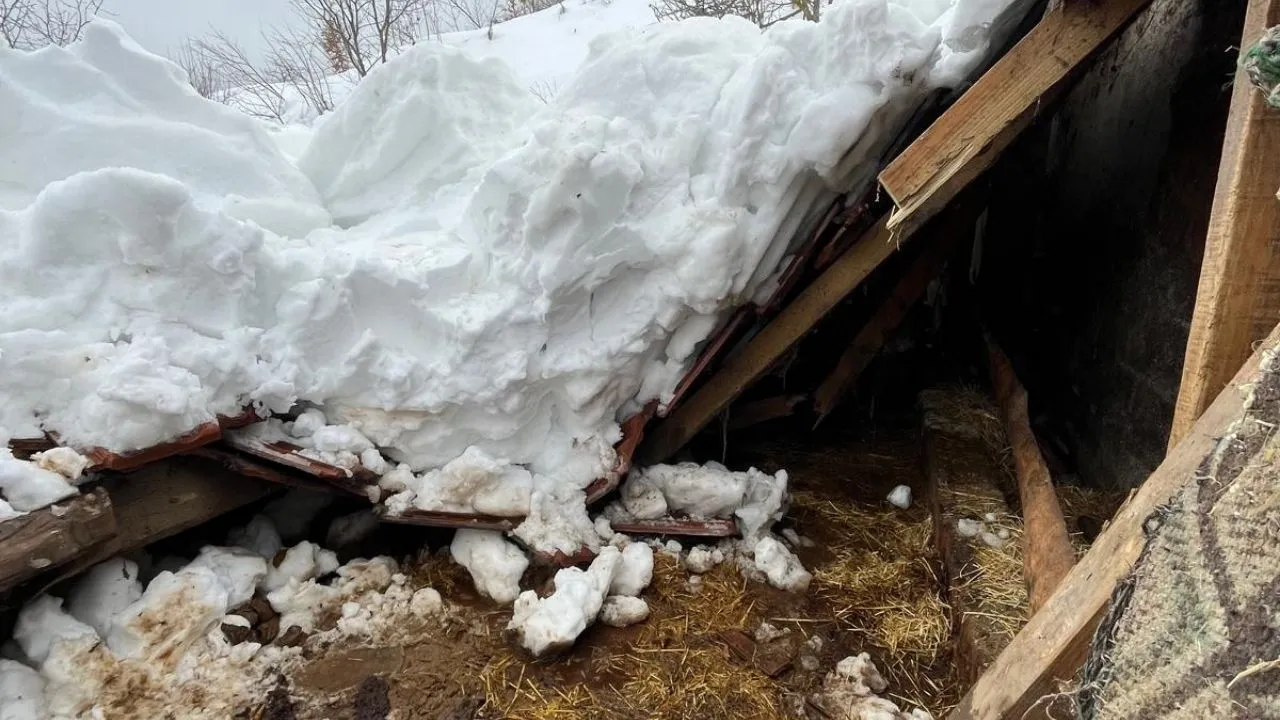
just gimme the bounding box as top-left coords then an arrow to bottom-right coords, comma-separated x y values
0,488 -> 116,593
878,0 -> 1155,239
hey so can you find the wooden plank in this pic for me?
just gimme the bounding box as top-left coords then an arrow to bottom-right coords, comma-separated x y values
987,340 -> 1075,614
36,457 -> 277,590
1168,0 -> 1280,449
0,488 -> 116,593
812,206 -> 971,423
878,0 -> 1153,239
608,517 -> 738,537
947,322 -> 1280,720
637,216 -> 897,465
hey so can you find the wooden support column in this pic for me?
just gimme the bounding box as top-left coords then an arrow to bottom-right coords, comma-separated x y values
946,322 -> 1280,720
1168,0 -> 1280,449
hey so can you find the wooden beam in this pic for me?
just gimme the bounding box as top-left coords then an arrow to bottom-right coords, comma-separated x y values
30,458 -> 277,593
986,340 -> 1075,614
727,394 -> 807,431
812,207 -> 970,423
946,321 -> 1280,720
878,0 -> 1153,239
636,216 -> 896,465
0,489 -> 116,594
1168,0 -> 1280,449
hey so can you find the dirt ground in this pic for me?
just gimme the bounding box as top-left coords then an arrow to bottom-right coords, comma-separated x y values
271,427 -> 961,720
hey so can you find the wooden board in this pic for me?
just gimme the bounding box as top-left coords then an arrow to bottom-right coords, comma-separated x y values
1167,0 -> 1280,449
608,517 -> 738,537
637,216 -> 897,465
32,457 -> 278,592
946,321 -> 1280,720
0,488 -> 116,594
878,0 -> 1154,239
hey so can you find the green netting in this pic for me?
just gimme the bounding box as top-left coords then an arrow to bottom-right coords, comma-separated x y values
1243,26 -> 1280,108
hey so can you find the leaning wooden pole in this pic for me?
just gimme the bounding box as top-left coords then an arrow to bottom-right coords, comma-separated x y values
948,322 -> 1280,720
986,338 -> 1075,614
1168,0 -> 1280,449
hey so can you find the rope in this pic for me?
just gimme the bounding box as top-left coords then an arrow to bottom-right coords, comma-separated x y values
1242,26 -> 1280,109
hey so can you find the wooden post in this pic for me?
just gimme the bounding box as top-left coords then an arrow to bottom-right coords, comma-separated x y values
878,0 -> 1154,239
1168,0 -> 1280,449
986,340 -> 1075,613
947,322 -> 1280,720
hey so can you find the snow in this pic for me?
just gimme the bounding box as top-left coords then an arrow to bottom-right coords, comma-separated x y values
106,565 -> 233,660
0,451 -> 77,513
449,529 -> 530,604
29,448 -> 90,483
599,595 -> 649,627
0,659 -> 47,720
753,536 -> 812,592
228,515 -> 284,559
66,559 -> 143,638
810,653 -> 935,719
609,541 -> 654,596
507,545 -> 620,656
13,596 -> 98,666
684,545 -> 724,574
263,541 -> 339,592
187,547 -> 270,607
0,0 -> 1031,553
410,587 -> 444,616
887,484 -> 912,509
616,463 -> 788,542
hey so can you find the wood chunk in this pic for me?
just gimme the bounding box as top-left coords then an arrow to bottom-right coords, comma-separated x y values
1169,0 -> 1280,449
638,216 -> 898,465
719,629 -> 794,678
377,507 -> 517,532
0,488 -> 117,593
987,340 -> 1075,613
277,625 -> 308,648
946,322 -> 1280,720
80,420 -> 223,472
189,447 -> 355,496
879,0 -> 1154,238
257,615 -> 281,645
222,621 -> 253,645
222,431 -> 378,488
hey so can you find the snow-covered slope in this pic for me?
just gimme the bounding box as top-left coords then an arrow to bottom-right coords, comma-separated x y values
0,0 -> 1031,550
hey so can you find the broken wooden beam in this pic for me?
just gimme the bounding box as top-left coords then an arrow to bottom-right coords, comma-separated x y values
188,447 -> 358,496
221,430 -> 379,496
946,321 -> 1280,720
812,204 -> 972,423
80,420 -> 224,472
637,215 -> 897,465
878,0 -> 1154,239
29,457 -> 278,594
0,488 -> 116,594
1168,0 -> 1280,449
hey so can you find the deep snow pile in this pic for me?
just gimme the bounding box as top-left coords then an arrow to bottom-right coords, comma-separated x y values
0,0 -> 1030,548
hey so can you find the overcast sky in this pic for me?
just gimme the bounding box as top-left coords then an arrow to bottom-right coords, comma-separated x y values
102,0 -> 301,59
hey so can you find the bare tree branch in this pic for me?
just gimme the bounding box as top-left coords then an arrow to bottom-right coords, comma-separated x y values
1,0 -> 103,49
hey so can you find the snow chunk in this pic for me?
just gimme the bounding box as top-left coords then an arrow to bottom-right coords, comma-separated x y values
66,558 -> 143,638
107,565 -> 233,660
0,659 -> 47,720
507,546 -> 620,656
956,518 -> 982,538
609,542 -> 653,597
14,596 -> 98,666
263,541 -> 334,593
406,446 -> 534,517
684,545 -> 724,574
450,529 -> 529,604
618,464 -> 788,543
0,451 -> 76,512
187,547 -> 269,607
410,588 -> 443,617
599,596 -> 649,628
754,537 -> 812,593
227,515 -> 283,560
30,447 -> 90,482
887,485 -> 912,509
